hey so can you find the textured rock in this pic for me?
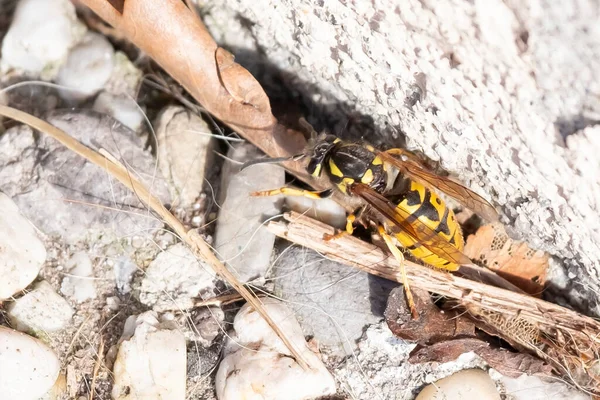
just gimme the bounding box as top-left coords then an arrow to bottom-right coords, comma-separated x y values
201,0 -> 600,300
7,280 -> 74,333
56,31 -> 115,101
139,243 -> 216,311
215,298 -> 336,400
112,311 -> 187,400
416,369 -> 500,400
0,0 -> 86,78
272,245 -> 394,356
0,192 -> 46,300
284,195 -> 347,228
214,142 -> 285,283
0,111 -> 170,243
0,326 -> 60,400
155,106 -> 216,207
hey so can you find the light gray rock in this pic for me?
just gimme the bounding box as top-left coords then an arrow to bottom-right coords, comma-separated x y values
215,298 -> 336,400
155,106 -> 216,207
112,311 -> 187,400
139,243 -> 217,311
493,372 -> 591,400
0,0 -> 86,79
92,92 -> 145,133
0,111 -> 170,243
7,280 -> 74,333
272,245 -> 394,356
60,251 -> 96,303
416,369 -> 500,400
113,256 -> 138,295
56,32 -> 114,101
0,326 -> 60,400
201,0 -> 600,301
284,195 -> 347,229
214,142 -> 285,283
0,192 -> 46,300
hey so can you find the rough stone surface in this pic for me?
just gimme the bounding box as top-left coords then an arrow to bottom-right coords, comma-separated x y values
284,195 -> 347,228
272,245 -> 395,356
0,110 -> 170,243
416,369 -> 500,400
139,243 -> 217,311
7,280 -> 74,333
155,106 -> 216,207
92,91 -> 145,132
201,0 -> 600,302
215,298 -> 336,400
112,311 -> 187,400
493,372 -> 591,400
0,326 -> 61,400
0,192 -> 46,300
214,142 -> 285,283
0,0 -> 86,79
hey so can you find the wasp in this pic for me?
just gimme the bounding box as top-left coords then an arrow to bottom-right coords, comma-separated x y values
249,131 -> 498,318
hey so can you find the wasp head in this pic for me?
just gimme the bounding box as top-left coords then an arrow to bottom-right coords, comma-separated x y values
306,134 -> 339,177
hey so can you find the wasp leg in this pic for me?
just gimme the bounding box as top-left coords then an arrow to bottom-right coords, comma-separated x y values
251,187 -> 333,199
378,225 -> 418,320
324,213 -> 356,241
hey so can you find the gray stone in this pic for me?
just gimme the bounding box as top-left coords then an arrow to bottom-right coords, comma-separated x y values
214,142 -> 285,283
139,243 -> 217,311
0,111 -> 170,243
0,192 -> 46,300
272,245 -> 394,356
7,280 -> 74,333
493,372 -> 591,400
60,252 -> 96,303
155,106 -> 216,207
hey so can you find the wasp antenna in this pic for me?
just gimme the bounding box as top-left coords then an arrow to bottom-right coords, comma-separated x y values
240,155 -> 303,171
299,117 -> 318,140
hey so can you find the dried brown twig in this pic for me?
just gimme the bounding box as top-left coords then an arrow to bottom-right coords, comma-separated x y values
269,212 -> 600,392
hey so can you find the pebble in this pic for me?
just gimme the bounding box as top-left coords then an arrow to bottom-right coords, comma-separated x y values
214,142 -> 285,283
7,280 -> 74,333
92,92 -> 145,132
215,298 -> 336,400
113,256 -> 138,294
155,106 -> 216,207
139,243 -> 217,311
56,32 -> 115,101
284,195 -> 347,228
0,192 -> 47,300
416,369 -> 501,400
112,311 -> 186,399
60,251 -> 96,303
272,246 -> 394,356
0,0 -> 86,79
0,326 -> 61,400
0,111 -> 170,243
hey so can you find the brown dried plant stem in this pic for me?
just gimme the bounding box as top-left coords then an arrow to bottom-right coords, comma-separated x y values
269,212 -> 600,344
0,105 -> 311,370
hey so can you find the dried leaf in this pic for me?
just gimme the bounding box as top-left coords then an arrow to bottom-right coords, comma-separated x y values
465,223 -> 549,295
409,338 -> 554,378
215,47 -> 271,113
384,287 -> 475,344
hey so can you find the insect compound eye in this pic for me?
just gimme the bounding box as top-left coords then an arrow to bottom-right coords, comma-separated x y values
306,139 -> 336,177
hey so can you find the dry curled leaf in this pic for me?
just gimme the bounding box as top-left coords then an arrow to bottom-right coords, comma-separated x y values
465,222 -> 549,295
215,47 -> 271,113
409,338 -> 554,378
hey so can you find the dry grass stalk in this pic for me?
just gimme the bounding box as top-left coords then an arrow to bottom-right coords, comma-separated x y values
0,105 -> 311,370
269,211 -> 600,392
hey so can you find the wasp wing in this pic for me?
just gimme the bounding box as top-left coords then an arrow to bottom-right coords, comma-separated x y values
378,151 -> 499,222
352,183 -> 472,265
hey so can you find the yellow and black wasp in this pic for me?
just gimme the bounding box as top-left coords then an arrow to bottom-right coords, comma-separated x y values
250,132 -> 498,318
